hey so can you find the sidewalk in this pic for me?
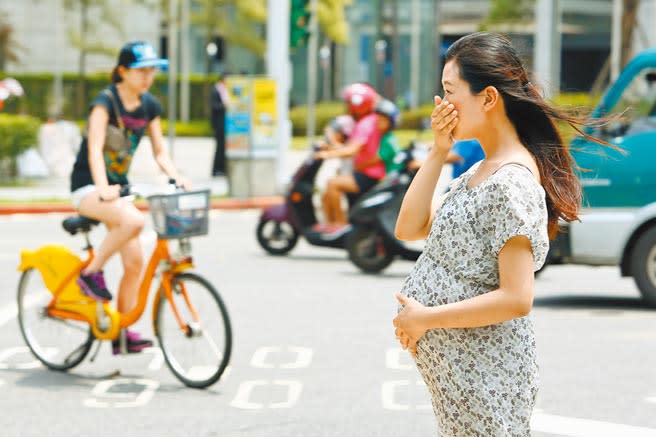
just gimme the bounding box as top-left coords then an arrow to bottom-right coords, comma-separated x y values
0,137 -> 306,214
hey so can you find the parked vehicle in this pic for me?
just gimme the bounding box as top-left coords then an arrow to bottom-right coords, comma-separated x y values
547,47 -> 656,306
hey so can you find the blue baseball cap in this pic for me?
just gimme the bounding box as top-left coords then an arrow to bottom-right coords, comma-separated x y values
117,41 -> 168,70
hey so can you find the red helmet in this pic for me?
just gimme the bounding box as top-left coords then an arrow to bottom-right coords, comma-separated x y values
342,83 -> 377,118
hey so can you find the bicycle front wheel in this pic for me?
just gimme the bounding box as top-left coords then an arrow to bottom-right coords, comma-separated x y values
17,268 -> 93,371
155,272 -> 232,389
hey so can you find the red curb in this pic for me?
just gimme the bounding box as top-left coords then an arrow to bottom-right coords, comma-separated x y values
0,196 -> 284,215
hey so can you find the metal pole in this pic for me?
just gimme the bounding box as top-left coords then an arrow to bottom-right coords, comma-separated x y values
410,0 -> 420,108
434,0 -> 443,96
266,0 -> 291,188
534,0 -> 561,98
306,0 -> 319,141
611,0 -> 623,82
180,0 -> 190,123
167,0 -> 178,159
54,0 -> 63,119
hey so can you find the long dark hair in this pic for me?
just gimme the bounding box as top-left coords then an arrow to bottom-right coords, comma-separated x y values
445,32 -> 602,238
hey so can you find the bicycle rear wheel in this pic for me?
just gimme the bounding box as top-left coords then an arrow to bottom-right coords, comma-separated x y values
155,272 -> 232,389
17,268 -> 93,371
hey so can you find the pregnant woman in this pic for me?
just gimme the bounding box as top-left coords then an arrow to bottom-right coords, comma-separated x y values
392,32 -> 601,436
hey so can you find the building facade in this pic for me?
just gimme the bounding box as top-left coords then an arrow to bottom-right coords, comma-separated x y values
4,0 -> 656,111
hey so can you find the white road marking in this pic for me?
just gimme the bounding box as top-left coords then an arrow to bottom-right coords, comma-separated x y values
0,346 -> 42,369
381,380 -> 409,410
250,346 -> 313,369
269,380 -> 302,409
250,348 -> 276,369
385,348 -> 414,370
280,347 -> 313,369
230,379 -> 303,409
381,379 -> 432,411
230,380 -> 267,409
530,413 -> 656,436
646,396 -> 656,404
83,378 -> 159,408
143,347 -> 164,371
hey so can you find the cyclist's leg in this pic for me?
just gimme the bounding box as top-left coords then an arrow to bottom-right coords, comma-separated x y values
116,236 -> 144,314
113,236 -> 152,354
78,193 -> 145,273
324,174 -> 359,225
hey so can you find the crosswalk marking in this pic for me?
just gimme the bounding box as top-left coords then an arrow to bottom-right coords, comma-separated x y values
84,378 -> 160,408
230,380 -> 303,409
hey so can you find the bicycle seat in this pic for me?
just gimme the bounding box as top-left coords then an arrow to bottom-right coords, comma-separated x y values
62,216 -> 100,235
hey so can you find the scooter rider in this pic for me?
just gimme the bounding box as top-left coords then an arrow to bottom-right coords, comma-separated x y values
374,98 -> 405,175
314,83 -> 384,235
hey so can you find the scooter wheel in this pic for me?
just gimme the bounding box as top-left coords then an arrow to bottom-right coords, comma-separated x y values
346,226 -> 395,273
256,219 -> 299,255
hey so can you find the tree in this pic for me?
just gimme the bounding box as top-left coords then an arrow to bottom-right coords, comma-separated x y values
316,0 -> 351,45
590,0 -> 639,94
190,0 -> 267,62
0,10 -> 24,71
482,0 -> 535,26
63,0 -> 152,116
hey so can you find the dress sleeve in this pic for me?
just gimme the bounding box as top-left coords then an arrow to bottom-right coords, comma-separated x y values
487,166 -> 550,271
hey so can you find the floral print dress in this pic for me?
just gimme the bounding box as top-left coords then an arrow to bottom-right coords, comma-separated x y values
399,162 -> 549,436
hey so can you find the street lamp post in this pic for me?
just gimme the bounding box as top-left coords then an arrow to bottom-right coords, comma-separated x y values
375,39 -> 387,95
319,45 -> 331,101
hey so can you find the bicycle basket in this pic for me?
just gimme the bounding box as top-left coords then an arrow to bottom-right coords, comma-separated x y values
147,189 -> 210,239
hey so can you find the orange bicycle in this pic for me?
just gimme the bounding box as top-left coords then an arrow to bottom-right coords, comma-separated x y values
16,187 -> 232,388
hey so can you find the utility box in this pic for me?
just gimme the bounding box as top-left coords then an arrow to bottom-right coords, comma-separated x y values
224,76 -> 278,198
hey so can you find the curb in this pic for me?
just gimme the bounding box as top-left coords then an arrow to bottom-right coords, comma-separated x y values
0,196 -> 284,215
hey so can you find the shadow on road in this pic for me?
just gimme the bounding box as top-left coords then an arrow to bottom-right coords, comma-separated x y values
533,294 -> 653,311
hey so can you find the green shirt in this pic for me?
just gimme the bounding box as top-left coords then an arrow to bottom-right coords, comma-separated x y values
379,132 -> 404,174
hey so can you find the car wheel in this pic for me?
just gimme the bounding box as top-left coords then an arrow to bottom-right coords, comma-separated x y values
630,226 -> 656,307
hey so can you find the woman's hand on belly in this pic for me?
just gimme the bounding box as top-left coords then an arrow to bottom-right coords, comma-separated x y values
393,293 -> 431,356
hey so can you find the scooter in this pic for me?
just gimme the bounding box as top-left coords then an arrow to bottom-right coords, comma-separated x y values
345,142 -> 425,273
256,144 -> 359,255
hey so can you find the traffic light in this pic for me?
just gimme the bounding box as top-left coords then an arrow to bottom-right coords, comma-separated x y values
290,0 -> 311,49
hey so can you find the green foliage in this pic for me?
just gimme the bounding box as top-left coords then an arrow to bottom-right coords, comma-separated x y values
289,101 -> 344,135
62,0 -> 142,59
289,0 -> 351,49
317,0 -> 351,44
0,114 -> 40,178
191,0 -> 267,58
480,0 -> 534,29
0,72 -> 220,121
160,119 -> 213,136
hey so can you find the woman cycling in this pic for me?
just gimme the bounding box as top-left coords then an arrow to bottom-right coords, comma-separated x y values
70,41 -> 190,354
